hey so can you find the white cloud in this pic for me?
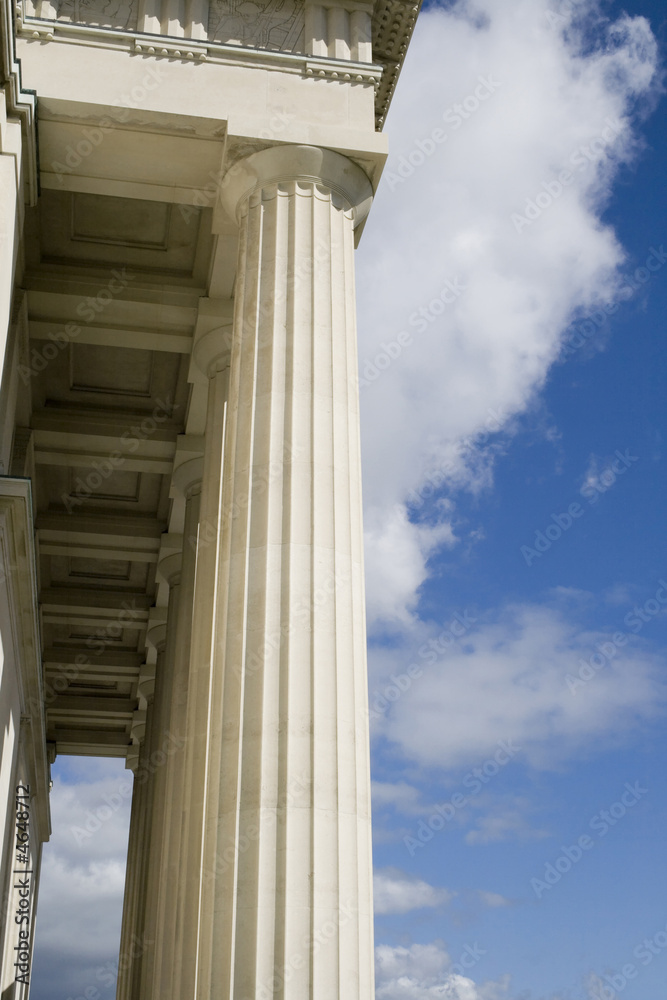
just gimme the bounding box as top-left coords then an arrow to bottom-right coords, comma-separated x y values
358,0 -> 661,626
373,868 -> 511,915
375,941 -> 509,1000
374,868 -> 454,914
602,582 -> 636,606
31,762 -> 132,999
372,602 -> 666,771
27,5 -> 666,995
464,797 -> 550,845
579,448 -> 640,504
32,855 -> 127,960
48,769 -> 133,864
364,505 -> 456,625
475,891 -> 511,909
372,780 -> 426,815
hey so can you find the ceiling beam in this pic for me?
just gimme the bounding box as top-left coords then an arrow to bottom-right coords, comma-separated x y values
30,319 -> 192,354
50,729 -> 131,757
48,695 -> 137,719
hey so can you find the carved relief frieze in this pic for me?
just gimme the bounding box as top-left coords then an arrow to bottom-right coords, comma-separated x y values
208,0 -> 305,52
24,0 -> 138,30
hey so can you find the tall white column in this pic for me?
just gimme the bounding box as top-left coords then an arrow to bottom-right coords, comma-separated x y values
184,145 -> 375,999
118,614 -> 174,998
148,458 -> 203,998
116,666 -> 158,1000
174,314 -> 233,1000
119,459 -> 204,1000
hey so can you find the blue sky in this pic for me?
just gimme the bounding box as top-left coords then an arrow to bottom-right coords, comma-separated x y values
358,1 -> 667,996
31,2 -> 667,999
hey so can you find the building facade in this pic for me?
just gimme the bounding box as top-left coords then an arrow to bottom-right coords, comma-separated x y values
0,0 -> 418,994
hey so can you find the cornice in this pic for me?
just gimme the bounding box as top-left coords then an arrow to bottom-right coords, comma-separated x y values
0,477 -> 51,839
15,0 -> 421,129
17,13 -> 381,81
1,0 -> 38,202
372,0 -> 421,129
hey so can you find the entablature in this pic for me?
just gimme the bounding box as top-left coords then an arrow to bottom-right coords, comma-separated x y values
14,0 -> 419,129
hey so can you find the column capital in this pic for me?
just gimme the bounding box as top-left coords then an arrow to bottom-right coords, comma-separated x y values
189,299 -> 234,383
221,144 -> 373,228
157,552 -> 183,588
146,623 -> 167,653
192,322 -> 233,380
129,709 -> 148,759
171,456 -> 205,499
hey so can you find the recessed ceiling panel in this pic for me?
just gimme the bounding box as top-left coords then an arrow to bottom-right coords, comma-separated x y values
68,467 -> 141,504
72,194 -> 170,249
69,557 -> 132,580
38,190 -> 202,274
70,343 -> 153,396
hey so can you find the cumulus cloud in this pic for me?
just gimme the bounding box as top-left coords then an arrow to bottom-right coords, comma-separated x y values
464,796 -> 550,845
602,582 -> 636,606
48,766 -> 133,864
364,505 -> 456,625
374,867 -> 455,914
475,891 -> 511,908
31,761 -> 132,1000
372,780 -> 427,815
371,602 -> 666,771
373,868 -> 512,915
578,448 -> 640,505
28,4 -> 666,994
375,941 -> 510,1000
358,0 -> 662,627
371,772 -> 552,848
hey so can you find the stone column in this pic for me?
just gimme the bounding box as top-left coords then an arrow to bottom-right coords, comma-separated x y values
185,145 -> 375,999
173,313 -> 233,1000
137,549 -> 181,996
116,646 -> 159,1000
120,456 -> 204,1000
119,607 -> 179,998
148,458 -> 203,998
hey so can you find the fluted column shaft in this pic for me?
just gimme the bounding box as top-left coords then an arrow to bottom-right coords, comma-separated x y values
118,601 -> 178,996
117,456 -> 203,1000
116,676 -> 158,1000
140,547 -> 186,997
174,333 -> 232,1000
151,465 -> 202,998
188,145 -> 375,999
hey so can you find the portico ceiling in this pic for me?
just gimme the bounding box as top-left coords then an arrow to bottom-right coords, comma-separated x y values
22,186 -> 208,757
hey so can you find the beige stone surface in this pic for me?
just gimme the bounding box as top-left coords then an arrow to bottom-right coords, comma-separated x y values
0,0 -> 420,992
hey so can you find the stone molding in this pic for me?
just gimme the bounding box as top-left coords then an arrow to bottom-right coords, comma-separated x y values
170,456 -> 205,498
1,0 -> 38,204
0,479 -> 51,838
15,9 -> 388,121
372,0 -> 420,128
156,552 -> 182,588
145,622 -> 167,652
220,142 -> 374,226
191,325 -> 232,379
